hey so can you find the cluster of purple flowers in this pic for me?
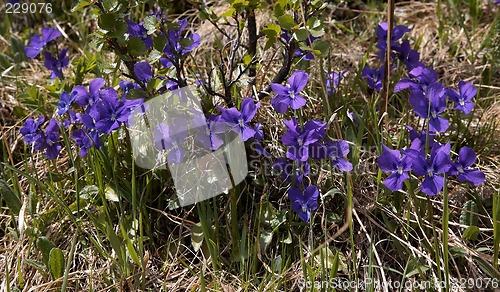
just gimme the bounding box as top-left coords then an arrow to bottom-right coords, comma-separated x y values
24,27 -> 69,79
270,70 -> 352,222
20,117 -> 61,160
371,22 -> 485,195
20,15 -> 205,160
21,78 -> 144,159
361,22 -> 423,92
125,17 -> 201,70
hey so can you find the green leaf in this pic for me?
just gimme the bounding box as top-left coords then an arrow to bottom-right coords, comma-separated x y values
0,179 -> 21,215
294,28 -> 309,41
48,248 -> 65,279
98,13 -> 117,31
312,39 -> 329,56
105,185 -> 119,202
463,226 -> 479,240
474,256 -> 500,278
259,229 -> 273,251
79,185 -> 98,200
243,54 -> 252,66
314,246 -> 338,269
127,89 -> 146,99
106,22 -> 128,39
149,49 -> 163,63
143,16 -> 157,35
106,224 -> 124,266
127,37 -> 147,57
404,258 -> 430,278
11,36 -> 27,63
25,259 -> 45,270
71,0 -> 91,12
191,222 -> 204,252
280,230 -> 292,244
277,14 -> 294,31
119,222 -> 140,266
102,0 -> 118,12
263,23 -> 281,37
153,35 -> 166,52
36,237 -> 55,266
221,7 -> 236,18
309,26 -> 325,38
179,38 -> 194,48
263,23 -> 281,50
273,0 -> 287,17
460,200 -> 479,227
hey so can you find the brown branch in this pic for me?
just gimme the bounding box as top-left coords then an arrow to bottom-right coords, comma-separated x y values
246,7 -> 257,78
257,41 -> 296,100
379,0 -> 395,129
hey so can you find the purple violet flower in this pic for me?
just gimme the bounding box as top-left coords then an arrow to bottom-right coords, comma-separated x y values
281,118 -> 321,162
325,70 -> 345,95
191,112 -> 225,151
162,19 -> 201,67
74,78 -> 106,108
376,22 -> 410,56
93,88 -> 137,134
153,120 -> 188,164
125,19 -> 153,48
219,97 -> 260,141
326,140 -> 353,172
252,123 -> 270,156
378,144 -> 412,191
24,27 -> 61,58
270,70 -> 309,113
397,40 -> 423,70
119,80 -> 142,99
20,116 -> 45,147
412,142 -> 452,195
394,66 -> 439,93
43,118 -> 62,160
71,113 -> 102,157
134,62 -> 153,83
288,185 -> 319,222
361,66 -> 384,92
403,126 -> 436,159
57,91 -> 76,116
446,81 -> 477,114
273,158 -> 310,186
448,146 -> 485,186
43,48 -> 69,79
410,82 -> 449,133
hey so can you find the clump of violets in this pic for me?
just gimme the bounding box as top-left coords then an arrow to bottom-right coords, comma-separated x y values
161,19 -> 201,68
21,78 -> 144,159
267,69 -> 352,222
373,20 -> 485,196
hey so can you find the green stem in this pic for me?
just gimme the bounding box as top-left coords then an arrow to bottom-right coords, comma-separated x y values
61,230 -> 78,292
442,175 -> 450,291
